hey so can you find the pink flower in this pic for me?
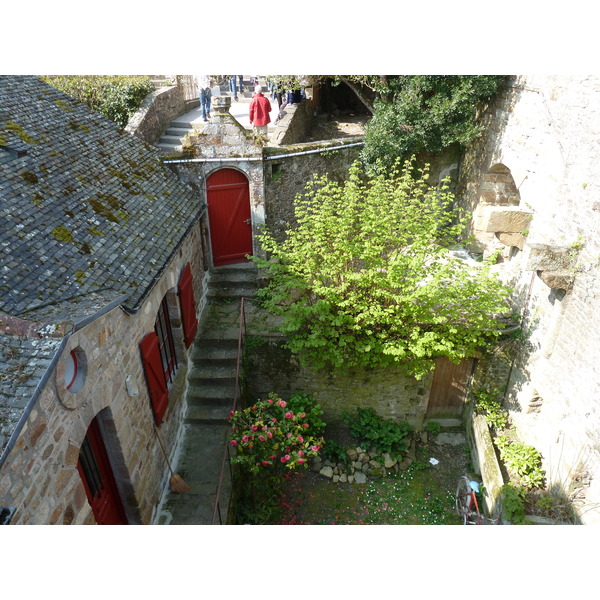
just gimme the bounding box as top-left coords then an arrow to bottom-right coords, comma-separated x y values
267,432 -> 273,439
297,436 -> 304,443
251,425 -> 259,431
303,423 -> 309,428
300,412 -> 306,418
285,412 -> 293,419
298,450 -> 304,457
259,435 -> 266,442
297,458 -> 305,464
271,418 -> 278,423
278,400 -> 287,408
280,454 -> 291,463
241,435 -> 249,443
286,432 -> 293,438
267,399 -> 273,404
230,440 -> 237,446
262,461 -> 270,466
312,445 -> 321,452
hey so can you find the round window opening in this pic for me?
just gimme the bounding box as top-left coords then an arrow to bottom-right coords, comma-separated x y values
64,348 -> 87,393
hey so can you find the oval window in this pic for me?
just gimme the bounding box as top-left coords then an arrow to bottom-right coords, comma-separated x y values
65,350 -> 78,390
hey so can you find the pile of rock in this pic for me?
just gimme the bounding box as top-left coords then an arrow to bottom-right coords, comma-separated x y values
311,440 -> 417,484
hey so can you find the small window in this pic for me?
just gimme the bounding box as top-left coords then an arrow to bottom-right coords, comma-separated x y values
64,347 -> 87,393
155,295 -> 178,386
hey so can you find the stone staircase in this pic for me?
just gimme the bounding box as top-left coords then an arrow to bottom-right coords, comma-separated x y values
155,77 -> 272,154
153,262 -> 258,524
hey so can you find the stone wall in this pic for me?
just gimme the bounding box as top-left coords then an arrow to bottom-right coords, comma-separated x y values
270,97 -> 315,146
244,338 -> 432,429
457,75 -> 600,523
0,220 -> 209,524
263,139 -> 364,243
125,84 -> 190,145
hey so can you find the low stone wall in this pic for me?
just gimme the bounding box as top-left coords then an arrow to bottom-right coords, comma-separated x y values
125,84 -> 191,144
270,97 -> 315,146
244,338 -> 431,429
466,410 -> 504,518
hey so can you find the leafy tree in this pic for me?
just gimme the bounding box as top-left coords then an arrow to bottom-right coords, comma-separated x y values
253,159 -> 511,379
265,75 -> 505,173
356,75 -> 506,172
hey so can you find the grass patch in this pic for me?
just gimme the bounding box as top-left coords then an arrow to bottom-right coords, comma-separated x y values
231,452 -> 462,525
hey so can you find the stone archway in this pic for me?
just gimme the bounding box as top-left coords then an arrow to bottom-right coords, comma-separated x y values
472,163 -> 532,259
480,163 -> 521,206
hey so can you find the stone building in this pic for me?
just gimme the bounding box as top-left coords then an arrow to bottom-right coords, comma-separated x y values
0,76 -> 209,524
458,75 -> 600,523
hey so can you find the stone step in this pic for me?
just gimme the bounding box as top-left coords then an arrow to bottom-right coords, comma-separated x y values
157,143 -> 182,153
188,367 -> 237,386
184,403 -> 232,424
190,341 -> 238,362
209,271 -> 258,286
165,126 -> 191,137
426,418 -> 463,429
171,117 -> 198,129
159,134 -> 188,145
194,326 -> 241,342
187,377 -> 236,398
207,286 -> 258,300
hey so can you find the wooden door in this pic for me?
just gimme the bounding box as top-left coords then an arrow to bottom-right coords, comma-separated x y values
77,416 -> 128,525
206,168 -> 253,266
426,357 -> 475,419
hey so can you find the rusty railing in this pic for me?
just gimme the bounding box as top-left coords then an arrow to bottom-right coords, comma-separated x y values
211,296 -> 253,524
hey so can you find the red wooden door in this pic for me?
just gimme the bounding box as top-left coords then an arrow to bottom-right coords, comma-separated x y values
206,168 -> 253,266
77,416 -> 128,525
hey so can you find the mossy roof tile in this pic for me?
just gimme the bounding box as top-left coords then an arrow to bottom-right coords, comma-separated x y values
0,75 -> 202,317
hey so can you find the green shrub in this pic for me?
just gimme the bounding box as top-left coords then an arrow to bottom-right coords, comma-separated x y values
495,435 -> 545,489
41,75 -> 155,128
344,407 -> 411,458
473,388 -> 509,430
424,421 -> 442,436
321,439 -> 350,467
501,483 -> 527,524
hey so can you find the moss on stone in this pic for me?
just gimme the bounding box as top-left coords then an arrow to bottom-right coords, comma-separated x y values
54,99 -> 72,112
21,170 -> 39,184
89,198 -> 120,223
5,120 -> 38,145
51,226 -> 75,243
74,269 -> 86,284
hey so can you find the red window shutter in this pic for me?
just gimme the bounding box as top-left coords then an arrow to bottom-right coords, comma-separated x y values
178,262 -> 198,348
140,331 -> 169,426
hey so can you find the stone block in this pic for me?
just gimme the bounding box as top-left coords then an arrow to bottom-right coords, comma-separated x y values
525,243 -> 578,272
538,271 -> 575,291
496,232 -> 526,249
473,205 -> 533,233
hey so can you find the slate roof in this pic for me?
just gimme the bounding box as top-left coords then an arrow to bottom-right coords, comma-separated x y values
0,75 -> 204,462
0,75 -> 203,316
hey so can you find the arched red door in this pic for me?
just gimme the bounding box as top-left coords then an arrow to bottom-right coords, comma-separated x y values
206,168 -> 253,266
77,415 -> 128,525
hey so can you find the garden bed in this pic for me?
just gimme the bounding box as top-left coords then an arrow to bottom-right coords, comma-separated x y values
230,423 -> 472,525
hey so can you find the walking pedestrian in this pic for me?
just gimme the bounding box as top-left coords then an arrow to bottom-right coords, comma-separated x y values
197,75 -> 212,121
248,85 -> 272,136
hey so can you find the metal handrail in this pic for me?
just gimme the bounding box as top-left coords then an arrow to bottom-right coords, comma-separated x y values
211,296 -> 254,524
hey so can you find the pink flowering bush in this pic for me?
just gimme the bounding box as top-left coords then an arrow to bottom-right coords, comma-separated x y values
229,392 -> 325,473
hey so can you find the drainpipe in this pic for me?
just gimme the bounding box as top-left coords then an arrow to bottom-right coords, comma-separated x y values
162,141 -> 365,165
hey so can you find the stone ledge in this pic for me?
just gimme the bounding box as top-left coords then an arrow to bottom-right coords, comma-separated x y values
473,205 -> 533,234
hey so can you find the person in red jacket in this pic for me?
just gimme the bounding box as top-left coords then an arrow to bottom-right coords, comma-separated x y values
249,85 -> 272,135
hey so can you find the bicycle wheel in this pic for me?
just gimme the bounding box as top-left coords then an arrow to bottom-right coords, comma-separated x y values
455,476 -> 472,524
